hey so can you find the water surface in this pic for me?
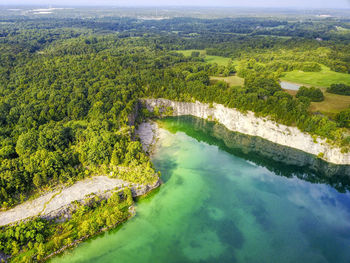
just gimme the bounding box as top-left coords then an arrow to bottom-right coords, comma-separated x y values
51,116 -> 350,263
280,81 -> 301,90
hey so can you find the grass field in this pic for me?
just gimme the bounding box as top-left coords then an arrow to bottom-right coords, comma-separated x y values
280,65 -> 350,87
210,75 -> 244,87
310,92 -> 350,116
177,49 -> 232,66
285,89 -> 350,116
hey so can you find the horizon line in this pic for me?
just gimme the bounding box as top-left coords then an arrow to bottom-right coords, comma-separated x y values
1,4 -> 350,10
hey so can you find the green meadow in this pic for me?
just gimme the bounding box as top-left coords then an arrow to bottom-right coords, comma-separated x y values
210,75 -> 244,87
281,65 -> 350,88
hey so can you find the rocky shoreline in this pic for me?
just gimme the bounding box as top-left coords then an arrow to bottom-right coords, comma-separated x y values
0,176 -> 160,227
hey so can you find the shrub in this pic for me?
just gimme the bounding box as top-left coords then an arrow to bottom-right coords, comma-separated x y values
327,84 -> 350,96
296,86 -> 324,102
335,108 -> 350,128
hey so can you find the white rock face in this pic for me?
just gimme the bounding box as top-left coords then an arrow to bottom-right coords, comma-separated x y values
0,176 -> 160,227
143,98 -> 350,165
136,122 -> 158,154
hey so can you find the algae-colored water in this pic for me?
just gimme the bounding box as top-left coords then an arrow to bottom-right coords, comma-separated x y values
51,116 -> 350,263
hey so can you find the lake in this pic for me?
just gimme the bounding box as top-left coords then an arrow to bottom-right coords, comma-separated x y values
51,116 -> 350,263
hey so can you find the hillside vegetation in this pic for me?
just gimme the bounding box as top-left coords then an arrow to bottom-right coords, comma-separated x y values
1,11 -> 350,261
1,14 -> 350,210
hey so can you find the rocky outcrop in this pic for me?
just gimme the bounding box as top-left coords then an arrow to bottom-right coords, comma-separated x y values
43,179 -> 160,222
136,122 -> 159,154
131,179 -> 160,196
0,176 -> 160,227
142,98 -> 350,166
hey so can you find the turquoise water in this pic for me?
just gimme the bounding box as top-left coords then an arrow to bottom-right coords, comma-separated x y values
51,116 -> 350,263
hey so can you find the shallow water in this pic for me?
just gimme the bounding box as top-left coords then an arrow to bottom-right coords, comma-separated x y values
51,116 -> 350,263
280,81 -> 301,90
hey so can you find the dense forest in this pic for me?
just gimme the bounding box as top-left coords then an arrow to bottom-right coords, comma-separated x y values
1,8 -> 350,208
1,8 -> 350,261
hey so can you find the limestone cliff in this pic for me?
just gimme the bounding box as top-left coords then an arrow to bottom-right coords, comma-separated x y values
0,177 -> 160,227
142,98 -> 350,166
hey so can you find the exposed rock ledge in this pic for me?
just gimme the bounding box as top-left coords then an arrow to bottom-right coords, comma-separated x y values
142,98 -> 350,166
0,176 -> 160,227
136,121 -> 159,155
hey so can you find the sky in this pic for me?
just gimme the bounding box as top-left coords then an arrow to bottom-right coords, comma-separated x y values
2,0 -> 350,8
